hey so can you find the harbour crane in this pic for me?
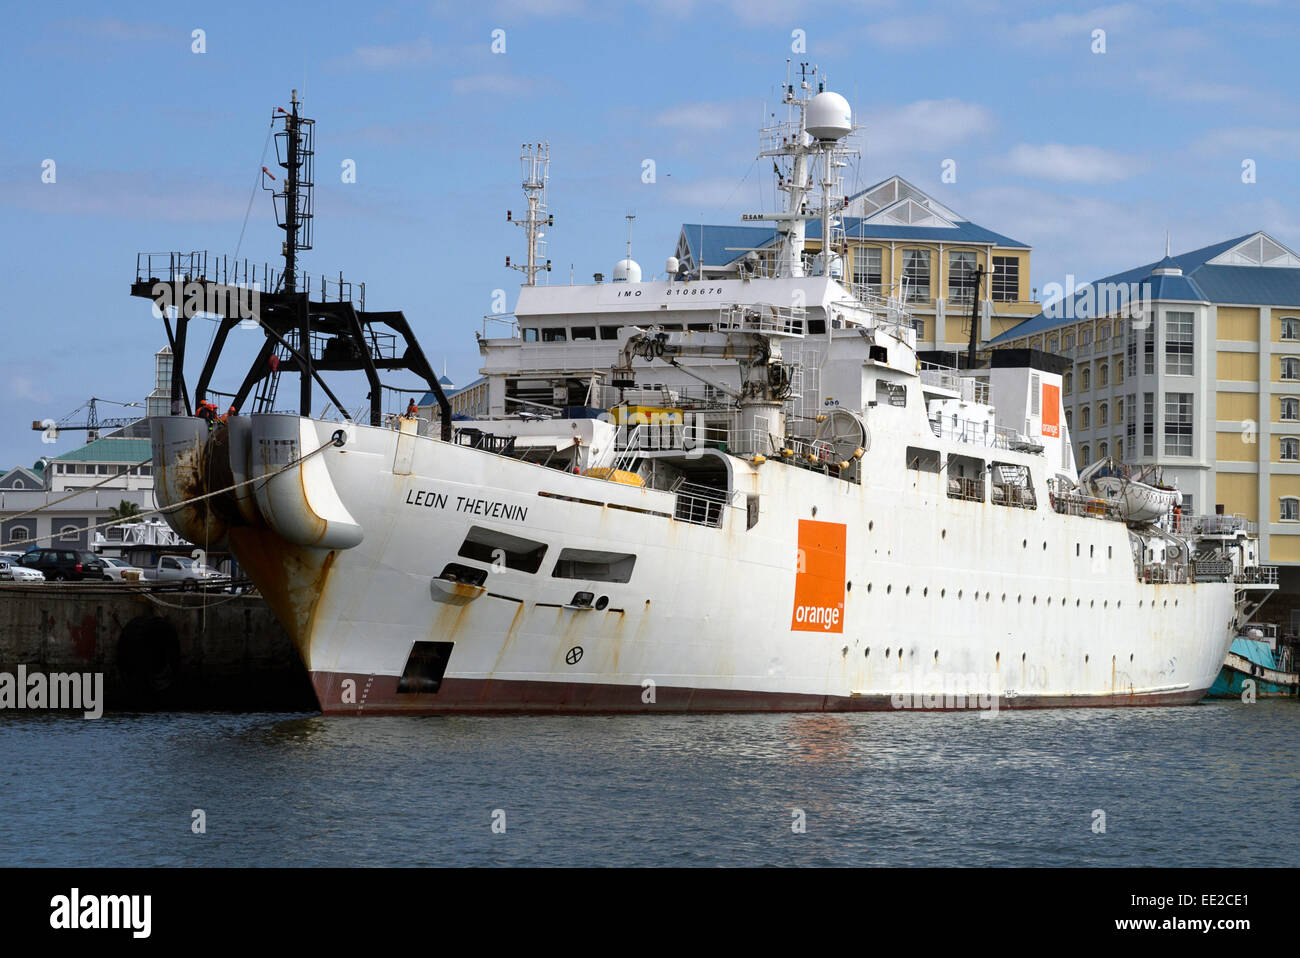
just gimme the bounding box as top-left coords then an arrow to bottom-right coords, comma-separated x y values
31,397 -> 144,442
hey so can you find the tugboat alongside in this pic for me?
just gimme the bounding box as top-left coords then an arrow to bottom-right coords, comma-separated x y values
138,73 -> 1277,714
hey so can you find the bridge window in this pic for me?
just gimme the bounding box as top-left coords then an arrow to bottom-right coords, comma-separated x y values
906,447 -> 941,473
541,328 -> 567,342
571,327 -> 597,342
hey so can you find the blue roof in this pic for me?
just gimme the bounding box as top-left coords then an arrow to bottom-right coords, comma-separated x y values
988,232 -> 1300,345
682,217 -> 1028,268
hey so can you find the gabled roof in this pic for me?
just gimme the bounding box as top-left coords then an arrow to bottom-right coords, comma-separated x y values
679,224 -> 779,268
0,465 -> 43,489
50,437 -> 153,464
988,232 -> 1300,345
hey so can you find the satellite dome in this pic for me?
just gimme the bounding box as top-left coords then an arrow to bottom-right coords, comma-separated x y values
665,256 -> 680,276
806,91 -> 852,141
612,258 -> 642,283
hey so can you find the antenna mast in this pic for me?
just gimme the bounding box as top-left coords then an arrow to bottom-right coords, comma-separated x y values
267,90 -> 315,293
506,143 -> 553,286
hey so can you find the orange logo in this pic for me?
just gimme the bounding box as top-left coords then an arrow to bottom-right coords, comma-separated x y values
1041,383 -> 1060,438
791,519 -> 846,633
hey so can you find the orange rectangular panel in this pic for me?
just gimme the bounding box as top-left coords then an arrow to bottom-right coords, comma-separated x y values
1042,383 -> 1060,438
791,519 -> 846,633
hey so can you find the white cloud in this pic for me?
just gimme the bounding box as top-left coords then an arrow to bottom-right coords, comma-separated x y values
652,101 -> 752,131
1003,143 -> 1143,183
0,172 -> 245,222
1135,67 -> 1249,103
341,37 -> 434,70
1194,126 -> 1300,156
859,99 -> 994,165
8,376 -> 51,405
1013,4 -> 1139,48
451,74 -> 539,96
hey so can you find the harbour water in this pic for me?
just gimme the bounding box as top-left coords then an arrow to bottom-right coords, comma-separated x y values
2,702 -> 1296,867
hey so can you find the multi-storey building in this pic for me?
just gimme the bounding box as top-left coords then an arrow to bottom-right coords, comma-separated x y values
675,176 -> 1041,351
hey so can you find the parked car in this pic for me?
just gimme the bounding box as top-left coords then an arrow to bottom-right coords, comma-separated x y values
18,549 -> 108,581
152,555 -> 224,590
99,556 -> 149,582
0,558 -> 45,582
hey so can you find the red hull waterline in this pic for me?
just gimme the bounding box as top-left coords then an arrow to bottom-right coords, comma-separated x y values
311,672 -> 1212,715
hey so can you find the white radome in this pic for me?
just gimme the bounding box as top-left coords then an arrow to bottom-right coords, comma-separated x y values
805,91 -> 852,141
612,258 -> 642,283
665,256 -> 680,276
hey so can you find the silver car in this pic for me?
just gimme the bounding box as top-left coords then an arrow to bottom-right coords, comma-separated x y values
99,556 -> 149,583
0,558 -> 45,582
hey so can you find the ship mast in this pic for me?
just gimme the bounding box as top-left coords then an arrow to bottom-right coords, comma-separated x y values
746,62 -> 856,280
506,143 -> 553,286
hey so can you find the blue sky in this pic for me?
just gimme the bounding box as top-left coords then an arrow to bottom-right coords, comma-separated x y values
1,0 -> 1297,466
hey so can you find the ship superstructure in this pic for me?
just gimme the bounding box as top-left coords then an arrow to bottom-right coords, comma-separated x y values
140,72 -> 1276,714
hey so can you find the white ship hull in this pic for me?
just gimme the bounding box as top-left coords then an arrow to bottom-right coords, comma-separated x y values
153,413 -> 1238,714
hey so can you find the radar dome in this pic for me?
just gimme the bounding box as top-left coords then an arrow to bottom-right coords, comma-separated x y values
665,256 -> 680,276
612,258 -> 642,283
806,91 -> 852,141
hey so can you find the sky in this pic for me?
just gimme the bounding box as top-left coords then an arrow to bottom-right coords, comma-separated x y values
1,0 -> 1298,467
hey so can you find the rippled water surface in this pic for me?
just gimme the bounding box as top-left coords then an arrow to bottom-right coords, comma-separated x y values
0,701 -> 1296,866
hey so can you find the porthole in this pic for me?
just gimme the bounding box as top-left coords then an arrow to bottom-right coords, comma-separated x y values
905,585 -> 911,595
1139,600 -> 1143,608
1047,597 -> 1052,606
885,647 -> 891,657
1022,652 -> 1027,662
867,583 -> 873,593
941,529 -> 946,539
1022,539 -> 1027,548
812,506 -> 818,517
1085,654 -> 1090,663
933,650 -> 939,662
1032,595 -> 1037,604
1001,593 -> 1006,603
1076,599 -> 1080,607
1017,594 -> 1022,604
865,648 -> 870,658
941,588 -> 946,598
1104,600 -> 1108,608
1175,600 -> 1179,607
985,591 -> 990,601
897,649 -> 903,660
1163,600 -> 1168,607
847,581 -> 852,592
958,589 -> 964,599
1117,601 -> 1121,609
923,587 -> 929,597
974,591 -> 979,602
1130,653 -> 1134,662
1042,541 -> 1047,550
868,520 -> 873,531
1090,600 -> 1095,608
887,584 -> 892,594
995,652 -> 1001,663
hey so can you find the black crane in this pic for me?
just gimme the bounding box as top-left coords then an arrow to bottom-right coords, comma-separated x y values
31,397 -> 144,442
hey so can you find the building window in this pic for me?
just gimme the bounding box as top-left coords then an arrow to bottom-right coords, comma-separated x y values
1099,440 -> 1109,459
1065,409 -> 1073,429
1117,439 -> 1124,460
1081,327 -> 1093,346
1165,312 -> 1194,375
1082,368 -> 1091,391
1282,498 -> 1300,522
11,528 -> 29,542
902,250 -> 930,303
1099,363 -> 1109,387
1080,444 -> 1091,467
1116,357 -> 1124,383
1063,372 -> 1073,395
1126,393 -> 1136,449
1048,336 -> 1059,353
1143,393 -> 1155,456
1282,317 -> 1300,341
1284,398 -> 1300,421
911,318 -> 925,339
1283,357 -> 1300,381
1098,324 -> 1111,345
59,525 -> 78,542
854,247 -> 882,292
1099,402 -> 1109,426
1126,324 -> 1137,375
1081,406 -> 1092,429
948,251 -> 977,303
1143,322 -> 1155,374
1282,438 -> 1300,462
1164,392 -> 1193,457
1065,333 -> 1076,350
992,256 -> 1018,302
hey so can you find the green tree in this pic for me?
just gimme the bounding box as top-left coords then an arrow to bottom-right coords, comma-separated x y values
107,500 -> 143,524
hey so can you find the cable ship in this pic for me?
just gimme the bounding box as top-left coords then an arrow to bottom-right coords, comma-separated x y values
138,74 -> 1276,714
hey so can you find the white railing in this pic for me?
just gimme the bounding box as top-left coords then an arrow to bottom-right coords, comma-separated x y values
1175,513 -> 1259,536
919,363 -> 990,404
1236,566 -> 1279,585
929,415 -> 1016,449
718,303 -> 807,336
